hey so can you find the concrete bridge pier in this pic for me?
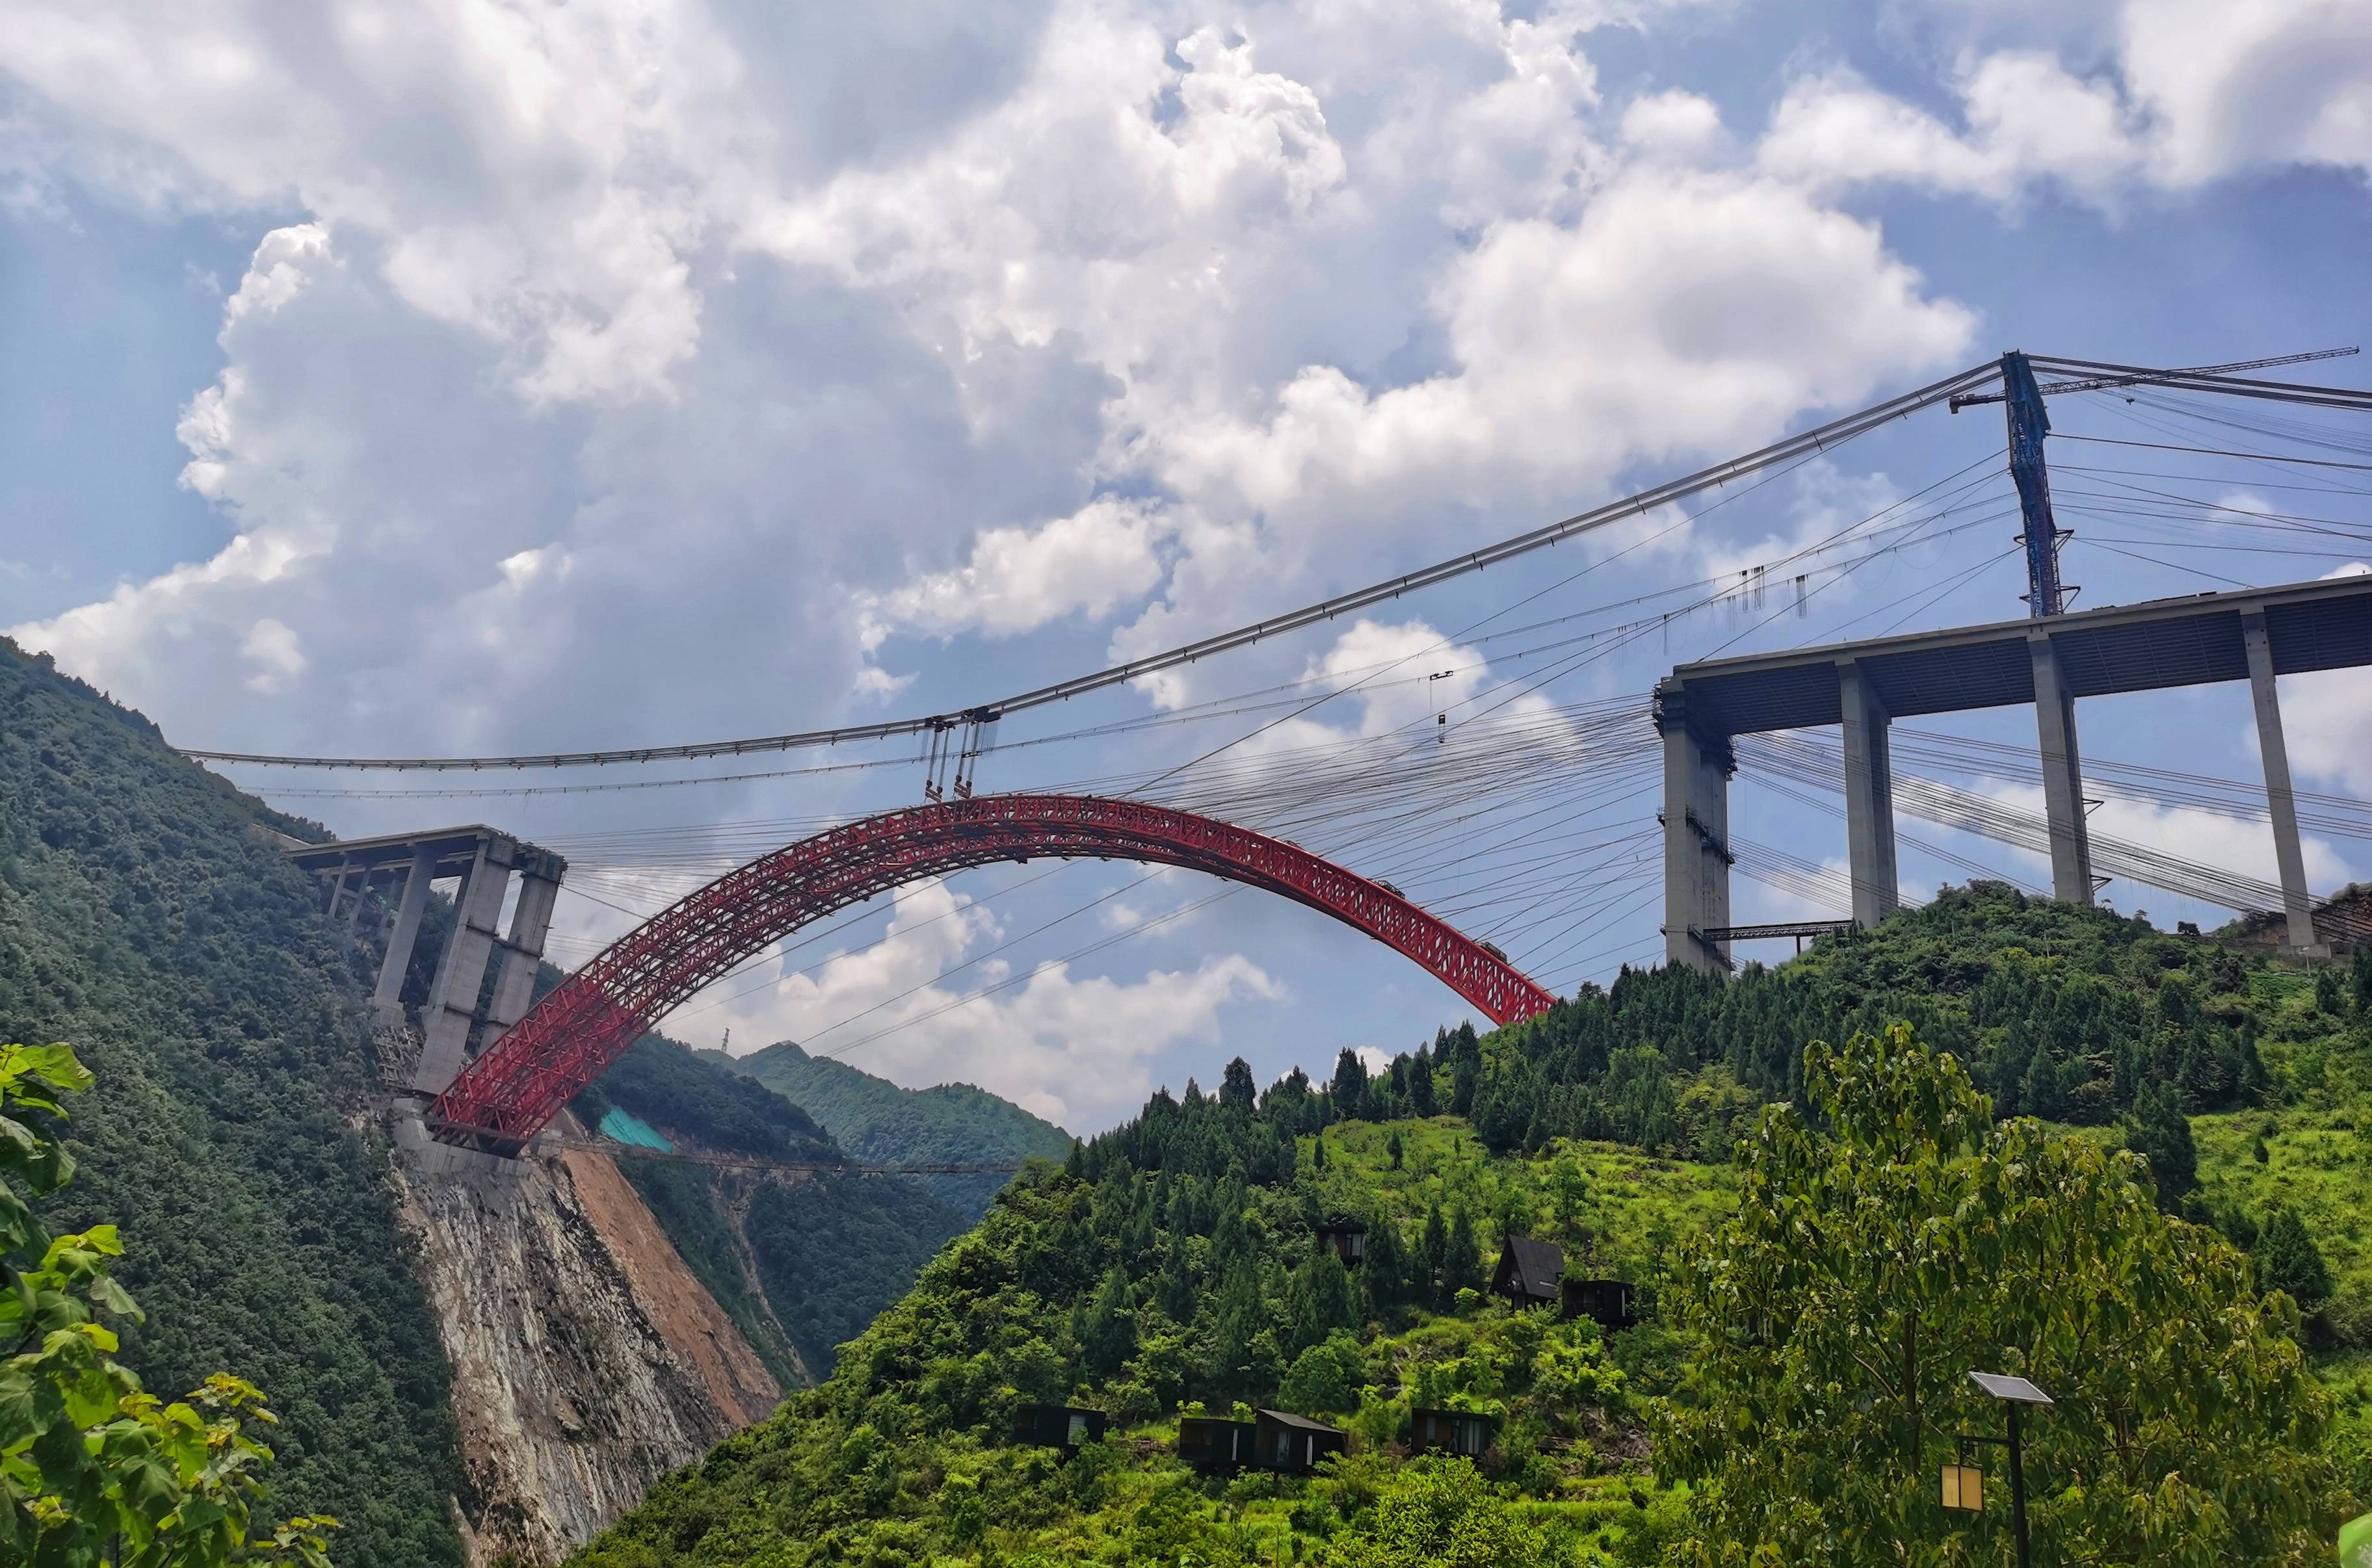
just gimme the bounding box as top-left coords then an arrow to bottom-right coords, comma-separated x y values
2027,633 -> 2095,906
1838,659 -> 1899,926
372,845 -> 437,1026
285,826 -> 567,1094
1655,679 -> 1734,974
416,833 -> 520,1097
482,847 -> 564,1054
2243,610 -> 2326,954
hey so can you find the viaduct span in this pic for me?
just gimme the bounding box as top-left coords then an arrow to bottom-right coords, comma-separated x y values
296,794 -> 1558,1154
1658,571 -> 2372,971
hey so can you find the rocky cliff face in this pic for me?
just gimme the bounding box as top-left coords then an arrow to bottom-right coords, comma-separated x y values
393,1132 -> 791,1567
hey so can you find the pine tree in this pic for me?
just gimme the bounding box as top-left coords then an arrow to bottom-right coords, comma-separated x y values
1447,1207 -> 1484,1298
1157,1223 -> 1198,1324
1451,1056 -> 1479,1116
1287,1251 -> 1358,1355
1332,1049 -> 1370,1121
1313,1132 -> 1328,1171
1362,1218 -> 1410,1317
1219,1056 -> 1258,1112
1421,1203 -> 1450,1303
2123,1078 -> 2198,1210
2256,1208 -> 2334,1313
1408,1045 -> 1436,1116
1081,1266 -> 1136,1373
2019,1042 -> 2067,1122
1386,1129 -> 1404,1169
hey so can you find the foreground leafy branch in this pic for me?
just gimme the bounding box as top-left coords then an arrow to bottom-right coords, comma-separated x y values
1657,1022 -> 2341,1566
0,1042 -> 336,1567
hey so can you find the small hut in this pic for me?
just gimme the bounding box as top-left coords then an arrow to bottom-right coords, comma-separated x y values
1012,1404 -> 1106,1450
1562,1277 -> 1637,1333
1492,1236 -> 1565,1309
1314,1219 -> 1369,1268
1177,1416 -> 1258,1471
1253,1409 -> 1348,1473
1410,1407 -> 1499,1459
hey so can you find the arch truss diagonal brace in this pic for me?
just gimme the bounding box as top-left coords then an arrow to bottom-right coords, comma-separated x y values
427,794 -> 1559,1151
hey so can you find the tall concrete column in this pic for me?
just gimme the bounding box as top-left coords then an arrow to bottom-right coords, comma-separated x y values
372,845 -> 437,1023
481,848 -> 565,1051
2243,610 -> 2322,952
321,856 -> 355,921
413,833 -> 516,1096
1657,680 -> 1733,973
1838,660 -> 1899,927
1695,729 -> 1732,950
2028,633 -> 2094,905
343,868 -> 373,934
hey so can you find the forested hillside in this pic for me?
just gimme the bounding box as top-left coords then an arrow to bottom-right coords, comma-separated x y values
572,1031 -> 973,1382
721,1039 -> 1075,1216
574,889 -> 2366,1566
0,641 -> 465,1567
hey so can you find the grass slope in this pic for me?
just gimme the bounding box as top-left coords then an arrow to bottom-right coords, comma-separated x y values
0,642 -> 464,1567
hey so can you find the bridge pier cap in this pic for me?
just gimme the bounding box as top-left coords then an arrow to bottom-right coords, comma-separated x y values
1665,573 -> 2372,950
282,826 -> 570,1092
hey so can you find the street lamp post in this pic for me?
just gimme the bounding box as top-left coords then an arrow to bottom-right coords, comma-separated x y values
1964,1372 -> 2052,1568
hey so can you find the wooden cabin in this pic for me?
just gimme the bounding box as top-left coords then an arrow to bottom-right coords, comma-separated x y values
1253,1408 -> 1348,1473
1562,1277 -> 1637,1333
1313,1219 -> 1369,1268
1177,1416 -> 1258,1471
1012,1404 -> 1106,1450
1492,1236 -> 1565,1309
1410,1407 -> 1498,1459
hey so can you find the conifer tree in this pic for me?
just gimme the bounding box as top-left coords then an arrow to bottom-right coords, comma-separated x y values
2123,1078 -> 2198,1210
1446,1207 -> 1483,1297
1408,1045 -> 1436,1116
1080,1266 -> 1136,1373
1362,1217 -> 1410,1318
1332,1049 -> 1371,1121
1219,1056 -> 1258,1112
2256,1207 -> 2334,1313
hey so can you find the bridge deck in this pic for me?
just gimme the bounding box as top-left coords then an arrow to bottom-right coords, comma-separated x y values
1671,573 -> 2372,738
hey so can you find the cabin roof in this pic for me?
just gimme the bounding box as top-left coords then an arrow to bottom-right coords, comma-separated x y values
1315,1218 -> 1369,1235
1410,1406 -> 1499,1423
1498,1236 -> 1566,1297
1255,1408 -> 1343,1434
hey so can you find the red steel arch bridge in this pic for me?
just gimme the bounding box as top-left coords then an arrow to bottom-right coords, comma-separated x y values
424,793 -> 1557,1153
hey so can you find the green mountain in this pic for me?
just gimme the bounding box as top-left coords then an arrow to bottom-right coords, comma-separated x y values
0,641 -> 465,1567
571,1031 -> 975,1383
718,1039 -> 1074,1215
572,889 -> 2367,1567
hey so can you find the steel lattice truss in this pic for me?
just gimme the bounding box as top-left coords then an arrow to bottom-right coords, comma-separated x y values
429,793 -> 1559,1147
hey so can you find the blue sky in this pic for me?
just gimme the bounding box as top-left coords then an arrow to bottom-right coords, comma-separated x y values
7,0 -> 2371,1130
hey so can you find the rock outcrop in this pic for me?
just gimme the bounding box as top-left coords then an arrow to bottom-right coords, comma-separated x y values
393,1132 -> 788,1566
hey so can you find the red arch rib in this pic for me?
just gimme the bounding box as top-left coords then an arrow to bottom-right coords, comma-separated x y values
427,793 -> 1557,1147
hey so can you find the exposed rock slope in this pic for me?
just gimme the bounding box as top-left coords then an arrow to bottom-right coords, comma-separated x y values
394,1133 -> 785,1566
